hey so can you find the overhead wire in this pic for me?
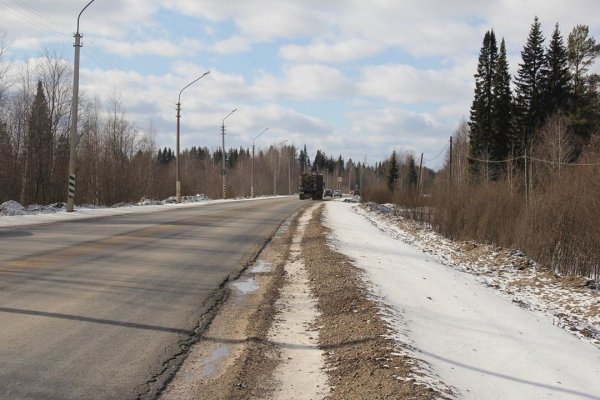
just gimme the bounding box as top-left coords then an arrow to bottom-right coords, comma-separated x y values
2,0 -> 174,111
423,140 -> 448,162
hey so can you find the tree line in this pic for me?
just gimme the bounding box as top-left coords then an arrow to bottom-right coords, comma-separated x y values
0,38 -> 325,205
469,18 -> 599,179
374,17 -> 600,281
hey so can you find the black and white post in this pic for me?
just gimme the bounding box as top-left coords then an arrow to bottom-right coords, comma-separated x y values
66,0 -> 95,212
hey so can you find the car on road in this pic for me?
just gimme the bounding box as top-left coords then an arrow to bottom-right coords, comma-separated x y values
333,189 -> 342,197
323,188 -> 333,197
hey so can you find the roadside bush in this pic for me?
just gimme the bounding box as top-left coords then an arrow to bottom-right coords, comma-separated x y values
361,183 -> 393,204
415,134 -> 600,281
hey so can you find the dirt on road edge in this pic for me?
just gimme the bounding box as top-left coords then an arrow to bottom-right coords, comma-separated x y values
159,208 -> 301,399
161,203 -> 444,399
302,205 -> 441,399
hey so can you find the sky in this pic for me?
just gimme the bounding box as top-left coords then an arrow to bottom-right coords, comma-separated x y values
0,0 -> 599,169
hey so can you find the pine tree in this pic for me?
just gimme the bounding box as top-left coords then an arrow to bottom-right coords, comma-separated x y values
387,150 -> 399,191
514,16 -> 547,151
469,30 -> 498,169
541,23 -> 571,117
491,38 -> 513,165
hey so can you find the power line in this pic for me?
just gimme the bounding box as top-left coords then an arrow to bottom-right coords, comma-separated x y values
424,140 -> 449,162
2,0 -> 174,111
527,156 -> 600,167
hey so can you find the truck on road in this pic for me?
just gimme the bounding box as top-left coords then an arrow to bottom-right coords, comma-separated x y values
299,172 -> 324,200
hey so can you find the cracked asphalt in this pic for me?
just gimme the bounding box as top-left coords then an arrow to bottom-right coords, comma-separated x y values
0,198 -> 305,400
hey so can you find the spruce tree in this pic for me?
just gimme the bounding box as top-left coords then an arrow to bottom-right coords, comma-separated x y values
406,154 -> 418,190
514,16 -> 547,151
567,25 -> 600,146
469,30 -> 498,169
491,38 -> 513,165
541,23 -> 571,117
387,150 -> 399,191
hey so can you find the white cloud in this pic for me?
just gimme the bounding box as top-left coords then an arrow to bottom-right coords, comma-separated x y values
95,38 -> 204,58
279,39 -> 383,63
358,64 -> 472,104
253,64 -> 354,100
346,107 -> 452,168
213,36 -> 251,54
2,0 -> 598,172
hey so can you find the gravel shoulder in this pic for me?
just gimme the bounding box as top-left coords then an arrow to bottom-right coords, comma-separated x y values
160,202 -> 440,399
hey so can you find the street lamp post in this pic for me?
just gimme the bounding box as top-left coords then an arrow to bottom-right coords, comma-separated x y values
221,109 -> 237,199
176,71 -> 210,203
251,128 -> 269,198
66,0 -> 95,212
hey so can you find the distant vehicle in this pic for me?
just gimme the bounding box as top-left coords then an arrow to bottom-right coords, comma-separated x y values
299,172 -> 324,200
333,189 -> 342,197
352,188 -> 360,196
323,188 -> 333,197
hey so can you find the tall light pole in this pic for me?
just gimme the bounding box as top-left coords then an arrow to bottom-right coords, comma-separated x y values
221,109 -> 237,199
176,71 -> 210,203
66,0 -> 95,212
251,128 -> 269,198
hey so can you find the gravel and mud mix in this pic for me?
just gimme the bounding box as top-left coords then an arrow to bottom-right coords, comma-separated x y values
302,205 -> 440,399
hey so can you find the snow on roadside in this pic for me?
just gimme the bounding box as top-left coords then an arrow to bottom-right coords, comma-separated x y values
268,204 -> 329,399
0,195 -> 288,228
356,202 -> 600,348
323,201 -> 600,400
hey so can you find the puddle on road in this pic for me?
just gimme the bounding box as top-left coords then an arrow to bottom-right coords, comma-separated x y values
273,212 -> 295,239
249,260 -> 272,273
200,344 -> 232,379
231,277 -> 259,296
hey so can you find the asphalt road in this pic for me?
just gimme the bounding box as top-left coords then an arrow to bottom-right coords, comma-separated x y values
0,198 -> 306,400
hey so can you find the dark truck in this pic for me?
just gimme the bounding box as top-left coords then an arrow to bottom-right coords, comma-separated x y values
299,172 -> 324,200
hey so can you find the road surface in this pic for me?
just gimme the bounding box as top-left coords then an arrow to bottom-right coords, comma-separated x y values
0,198 -> 305,399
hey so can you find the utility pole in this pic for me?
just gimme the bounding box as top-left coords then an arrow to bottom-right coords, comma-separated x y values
448,136 -> 453,190
273,150 -> 276,196
417,152 -> 423,195
176,72 -> 210,203
66,0 -> 95,212
251,128 -> 269,198
221,109 -> 237,199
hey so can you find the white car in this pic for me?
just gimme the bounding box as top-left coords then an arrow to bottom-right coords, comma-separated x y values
333,190 -> 342,197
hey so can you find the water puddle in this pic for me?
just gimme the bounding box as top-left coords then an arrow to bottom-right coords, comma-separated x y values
249,260 -> 272,273
231,277 -> 259,296
274,213 -> 294,239
200,344 -> 231,379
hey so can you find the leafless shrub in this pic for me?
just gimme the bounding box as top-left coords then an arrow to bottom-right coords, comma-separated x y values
361,183 -> 393,204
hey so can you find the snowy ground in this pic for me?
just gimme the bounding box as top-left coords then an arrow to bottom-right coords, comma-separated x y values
324,200 -> 600,400
0,195 -> 287,228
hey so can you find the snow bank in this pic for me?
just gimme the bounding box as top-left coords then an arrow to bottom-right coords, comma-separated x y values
324,201 -> 600,400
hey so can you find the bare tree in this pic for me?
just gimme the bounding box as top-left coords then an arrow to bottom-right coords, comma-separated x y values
0,31 -> 11,106
533,113 -> 575,183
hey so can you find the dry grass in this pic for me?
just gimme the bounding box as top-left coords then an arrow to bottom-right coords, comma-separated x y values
384,134 -> 600,281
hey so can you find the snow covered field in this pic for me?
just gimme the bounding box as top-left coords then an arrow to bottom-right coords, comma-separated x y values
324,201 -> 600,400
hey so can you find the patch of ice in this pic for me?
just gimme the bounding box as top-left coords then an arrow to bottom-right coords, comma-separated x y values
249,260 -> 272,273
